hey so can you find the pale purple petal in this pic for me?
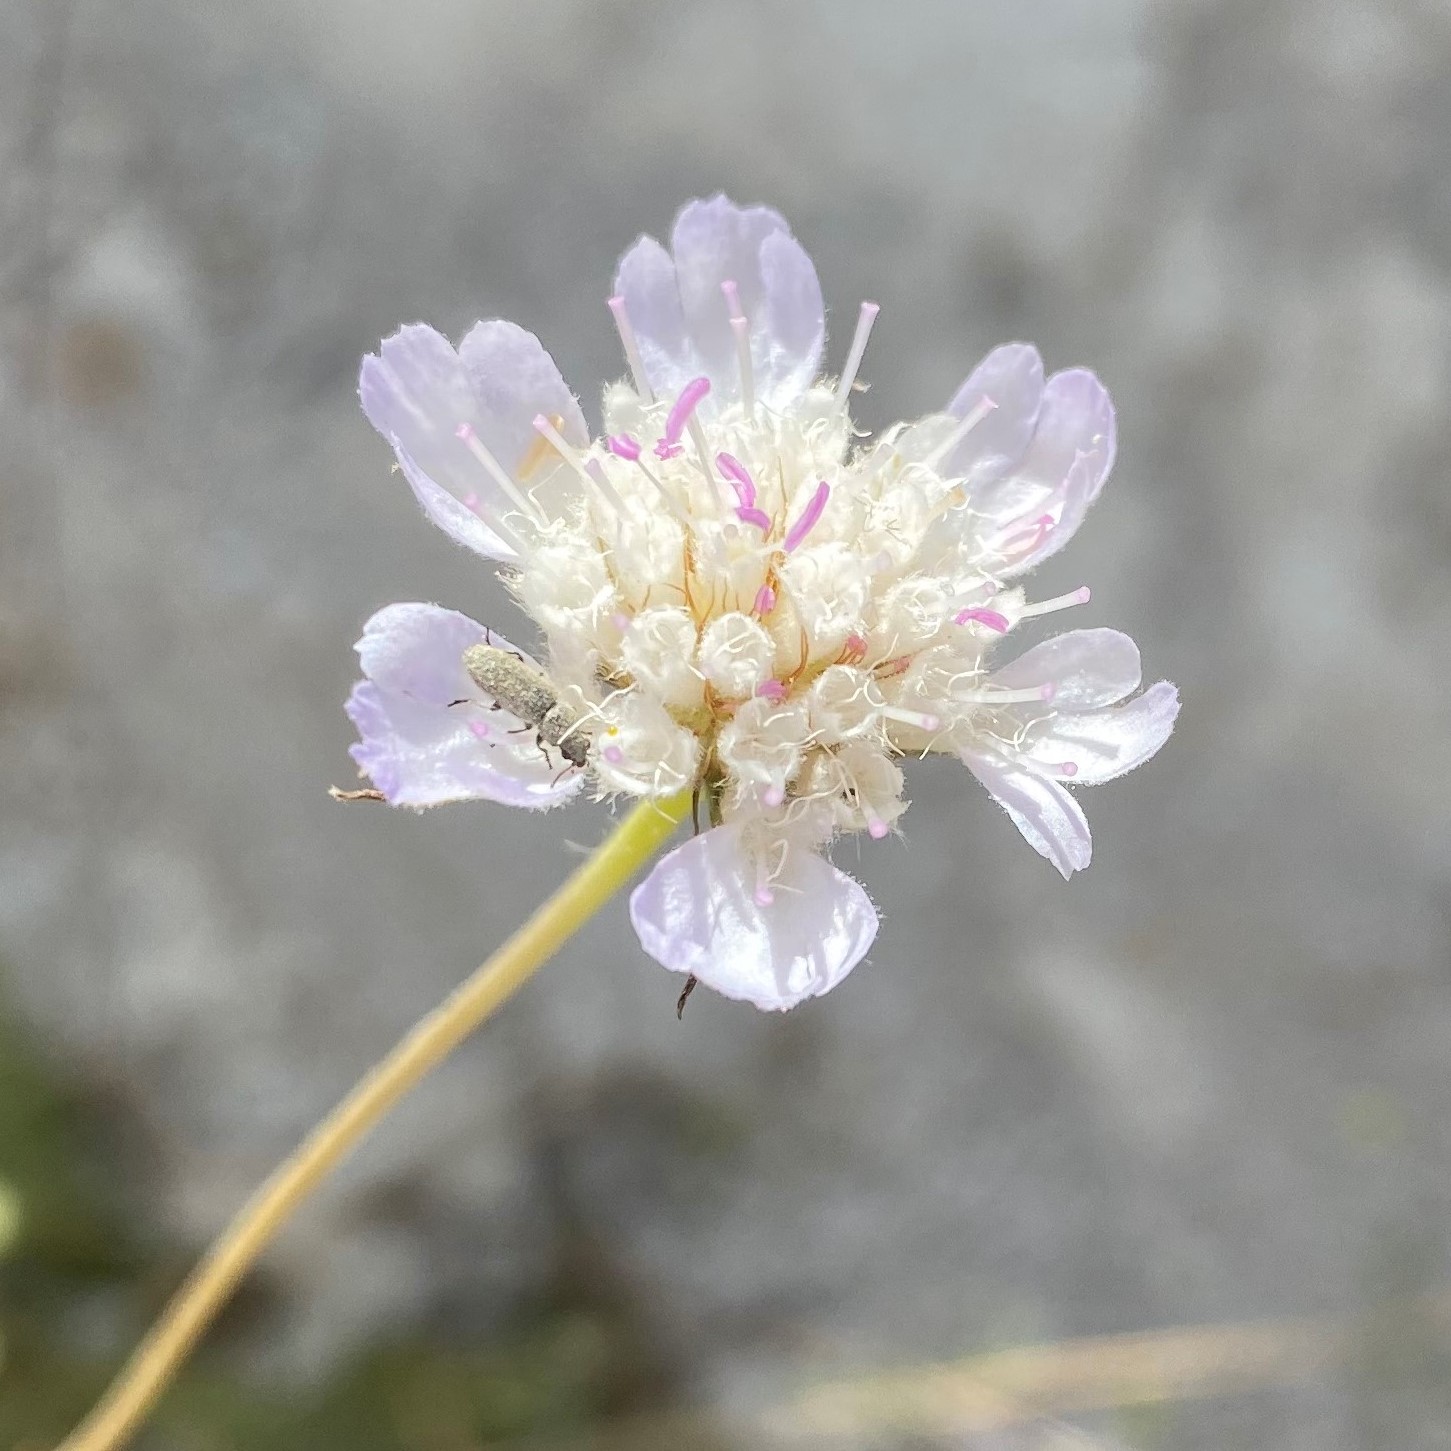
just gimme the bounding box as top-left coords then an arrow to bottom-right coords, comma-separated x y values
612,196 -> 825,410
964,750 -> 1092,879
394,440 -> 518,562
457,319 -> 588,517
359,322 -> 583,544
973,368 -> 1116,572
990,628 -> 1142,710
1020,680 -> 1180,784
629,824 -> 878,1011
943,342 -> 1045,487
346,603 -> 582,810
752,229 -> 828,406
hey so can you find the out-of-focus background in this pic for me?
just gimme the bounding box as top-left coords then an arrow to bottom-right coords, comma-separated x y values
3,1 -> 1450,1447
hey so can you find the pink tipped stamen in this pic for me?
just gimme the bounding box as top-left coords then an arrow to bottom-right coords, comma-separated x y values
867,812 -> 891,840
1058,761 -> 1079,778
754,882 -> 775,908
755,678 -> 789,703
611,611 -> 632,632
883,706 -> 941,733
721,280 -> 755,415
455,422 -> 545,525
608,294 -> 654,403
736,505 -> 772,533
783,480 -> 831,553
468,719 -> 491,741
532,413 -> 593,484
834,301 -> 880,409
997,512 -> 1056,559
956,683 -> 1056,706
763,781 -> 786,809
1019,586 -> 1092,620
716,452 -> 756,507
602,744 -> 625,766
753,584 -> 777,616
925,394 -> 999,470
661,376 -> 710,450
954,607 -> 1010,633
606,433 -> 641,461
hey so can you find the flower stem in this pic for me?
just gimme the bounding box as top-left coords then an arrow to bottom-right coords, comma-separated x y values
57,791 -> 692,1451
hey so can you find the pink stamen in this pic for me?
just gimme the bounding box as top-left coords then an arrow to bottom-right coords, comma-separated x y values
753,584 -> 777,616
843,632 -> 868,661
608,294 -> 653,402
606,434 -> 641,461
655,376 -> 710,461
999,513 -> 1055,558
883,706 -> 941,733
754,885 -> 775,908
1059,761 -> 1079,778
716,452 -> 756,507
955,607 -> 1010,633
1019,585 -> 1093,619
611,612 -> 631,631
755,678 -> 789,703
736,506 -> 772,533
783,480 -> 831,553
603,745 -> 625,765
468,719 -> 491,741
867,816 -> 890,840
763,783 -> 786,808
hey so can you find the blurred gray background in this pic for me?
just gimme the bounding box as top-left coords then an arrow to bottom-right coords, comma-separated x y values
3,1 -> 1451,1447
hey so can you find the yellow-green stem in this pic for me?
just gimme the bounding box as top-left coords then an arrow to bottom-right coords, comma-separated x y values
57,791 -> 692,1451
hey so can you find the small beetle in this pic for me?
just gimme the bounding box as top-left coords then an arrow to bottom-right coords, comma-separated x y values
462,644 -> 590,770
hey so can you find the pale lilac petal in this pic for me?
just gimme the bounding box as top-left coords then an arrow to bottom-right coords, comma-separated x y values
457,320 -> 588,514
613,196 -> 826,409
752,229 -> 828,406
394,440 -> 518,562
990,628 -> 1142,710
613,234 -> 696,399
629,824 -> 878,1011
346,603 -> 582,810
943,342 -> 1045,487
1020,681 -> 1180,784
973,368 -> 1116,572
964,750 -> 1092,879
359,322 -> 583,543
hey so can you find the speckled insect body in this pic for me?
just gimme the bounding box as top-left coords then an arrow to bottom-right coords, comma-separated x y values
463,644 -> 590,770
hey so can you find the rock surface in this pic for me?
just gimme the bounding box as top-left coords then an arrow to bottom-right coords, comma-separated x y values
3,0 -> 1450,1444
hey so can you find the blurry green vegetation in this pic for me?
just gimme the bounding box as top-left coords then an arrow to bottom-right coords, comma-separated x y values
0,979 -> 701,1450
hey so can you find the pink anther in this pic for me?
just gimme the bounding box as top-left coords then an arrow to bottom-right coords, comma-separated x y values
753,584 -> 777,616
660,376 -> 710,449
755,678 -> 789,703
716,451 -> 756,507
955,607 -> 1010,633
736,506 -> 772,533
606,434 -> 641,461
603,744 -> 625,765
783,480 -> 831,553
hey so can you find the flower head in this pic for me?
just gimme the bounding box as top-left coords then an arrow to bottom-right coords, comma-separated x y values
347,195 -> 1178,1011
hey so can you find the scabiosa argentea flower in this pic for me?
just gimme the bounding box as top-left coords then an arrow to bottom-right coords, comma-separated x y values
346,196 -> 1178,1011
